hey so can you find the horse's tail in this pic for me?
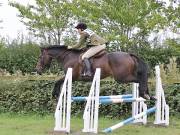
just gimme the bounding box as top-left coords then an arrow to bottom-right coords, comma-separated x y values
130,53 -> 150,98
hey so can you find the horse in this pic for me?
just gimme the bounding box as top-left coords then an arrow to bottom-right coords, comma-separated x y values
35,45 -> 153,100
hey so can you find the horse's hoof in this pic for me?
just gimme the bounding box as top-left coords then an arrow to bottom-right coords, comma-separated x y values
143,94 -> 151,100
86,72 -> 92,77
150,96 -> 157,101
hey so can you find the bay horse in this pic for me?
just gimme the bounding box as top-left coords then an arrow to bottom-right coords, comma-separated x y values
35,45 -> 152,100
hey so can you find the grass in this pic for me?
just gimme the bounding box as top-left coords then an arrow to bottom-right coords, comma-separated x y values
0,114 -> 180,135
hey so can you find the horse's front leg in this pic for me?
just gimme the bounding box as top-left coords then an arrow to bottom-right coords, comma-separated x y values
52,77 -> 65,99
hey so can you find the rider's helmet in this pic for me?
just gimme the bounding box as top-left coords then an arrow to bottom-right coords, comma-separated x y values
75,22 -> 87,30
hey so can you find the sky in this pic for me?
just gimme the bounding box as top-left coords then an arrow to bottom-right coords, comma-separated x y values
0,0 -> 35,39
0,0 -> 179,41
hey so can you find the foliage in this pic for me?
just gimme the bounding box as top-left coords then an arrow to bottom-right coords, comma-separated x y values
69,0 -> 179,67
0,37 -> 178,75
165,84 -> 180,115
165,38 -> 180,56
0,42 -> 40,74
0,80 -> 55,115
159,59 -> 180,84
0,78 -> 179,117
70,0 -> 178,51
9,0 -> 74,45
7,0 -> 179,70
138,46 -> 175,69
0,37 -> 5,50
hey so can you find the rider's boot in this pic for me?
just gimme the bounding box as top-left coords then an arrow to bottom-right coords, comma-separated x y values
83,58 -> 92,77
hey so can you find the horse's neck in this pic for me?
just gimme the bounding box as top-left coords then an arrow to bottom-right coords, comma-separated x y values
50,49 -> 80,67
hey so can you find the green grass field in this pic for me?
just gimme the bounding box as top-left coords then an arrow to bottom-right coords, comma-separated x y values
0,114 -> 180,135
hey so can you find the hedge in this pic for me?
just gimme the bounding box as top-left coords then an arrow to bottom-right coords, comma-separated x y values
0,79 -> 179,118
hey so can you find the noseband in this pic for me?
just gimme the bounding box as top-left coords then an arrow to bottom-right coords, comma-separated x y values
38,49 -> 49,69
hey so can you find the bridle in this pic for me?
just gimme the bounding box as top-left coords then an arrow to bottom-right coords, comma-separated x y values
38,49 -> 49,70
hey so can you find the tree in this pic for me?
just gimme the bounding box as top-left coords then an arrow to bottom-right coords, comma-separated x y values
9,0 -> 73,45
165,38 -> 180,55
69,0 -> 180,67
71,0 -> 178,53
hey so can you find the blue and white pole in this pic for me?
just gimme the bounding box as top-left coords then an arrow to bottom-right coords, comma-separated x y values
72,94 -> 132,102
99,97 -> 145,104
103,107 -> 156,133
72,96 -> 145,104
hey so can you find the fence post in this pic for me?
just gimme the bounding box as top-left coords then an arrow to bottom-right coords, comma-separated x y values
54,68 -> 72,133
82,68 -> 101,133
132,83 -> 147,124
154,65 -> 169,126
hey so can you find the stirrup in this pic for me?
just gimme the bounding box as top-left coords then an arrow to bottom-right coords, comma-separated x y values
81,71 -> 92,77
86,71 -> 92,77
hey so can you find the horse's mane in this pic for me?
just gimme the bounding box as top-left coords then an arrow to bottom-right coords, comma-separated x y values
44,45 -> 67,49
43,45 -> 83,53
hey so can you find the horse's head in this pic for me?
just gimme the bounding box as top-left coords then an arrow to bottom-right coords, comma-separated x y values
35,47 -> 52,74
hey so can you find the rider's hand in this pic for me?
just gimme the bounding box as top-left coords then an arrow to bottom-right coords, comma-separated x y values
68,46 -> 73,49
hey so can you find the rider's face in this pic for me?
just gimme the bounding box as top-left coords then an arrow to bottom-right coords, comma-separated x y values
77,29 -> 83,34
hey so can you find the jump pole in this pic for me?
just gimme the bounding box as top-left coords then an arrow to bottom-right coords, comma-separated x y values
103,65 -> 169,133
72,94 -> 133,102
82,68 -> 147,133
54,68 -> 72,133
154,65 -> 169,125
103,107 -> 156,133
72,96 -> 145,103
132,83 -> 147,124
82,68 -> 101,133
99,97 -> 145,104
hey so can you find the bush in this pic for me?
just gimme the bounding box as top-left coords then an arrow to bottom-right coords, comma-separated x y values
165,84 -> 180,116
0,79 -> 179,117
0,80 -> 56,115
0,43 -> 40,74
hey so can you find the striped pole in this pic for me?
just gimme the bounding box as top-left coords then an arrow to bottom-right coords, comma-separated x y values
99,97 -> 145,104
103,107 -> 156,133
72,97 -> 145,104
72,94 -> 132,102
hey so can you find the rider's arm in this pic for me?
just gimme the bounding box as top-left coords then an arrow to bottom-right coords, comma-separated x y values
71,32 -> 89,49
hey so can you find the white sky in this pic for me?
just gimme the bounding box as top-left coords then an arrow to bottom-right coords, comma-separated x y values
0,0 -> 179,41
0,0 -> 35,39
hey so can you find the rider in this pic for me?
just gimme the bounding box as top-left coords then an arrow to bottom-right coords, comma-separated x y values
68,22 -> 107,77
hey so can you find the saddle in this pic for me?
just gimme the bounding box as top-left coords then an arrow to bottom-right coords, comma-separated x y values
79,49 -> 107,62
92,49 -> 106,58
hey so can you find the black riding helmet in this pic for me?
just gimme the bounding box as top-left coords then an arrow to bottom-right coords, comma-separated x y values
75,23 -> 87,30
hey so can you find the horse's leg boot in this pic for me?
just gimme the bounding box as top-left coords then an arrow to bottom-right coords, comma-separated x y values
83,58 -> 92,77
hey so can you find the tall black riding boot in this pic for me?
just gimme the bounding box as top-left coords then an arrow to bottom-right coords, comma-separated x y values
83,58 -> 92,77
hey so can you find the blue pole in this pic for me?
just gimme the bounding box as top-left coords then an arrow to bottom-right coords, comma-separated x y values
72,94 -> 132,102
99,98 -> 145,104
103,107 -> 156,133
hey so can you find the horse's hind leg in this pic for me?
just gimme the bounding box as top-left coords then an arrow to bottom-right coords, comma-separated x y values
137,72 -> 151,100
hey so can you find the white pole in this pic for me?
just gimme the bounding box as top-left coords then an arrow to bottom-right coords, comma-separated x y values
132,83 -> 147,124
154,65 -> 169,126
54,68 -> 72,133
83,68 -> 101,133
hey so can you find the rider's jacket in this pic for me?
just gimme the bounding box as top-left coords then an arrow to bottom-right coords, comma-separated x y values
71,29 -> 107,49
